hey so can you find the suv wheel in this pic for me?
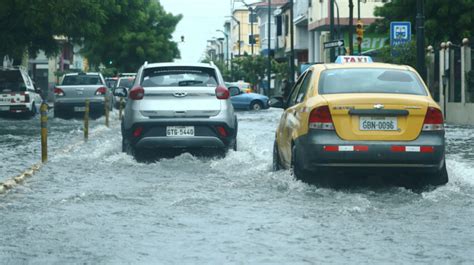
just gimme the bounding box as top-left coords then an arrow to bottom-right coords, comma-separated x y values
29,103 -> 37,117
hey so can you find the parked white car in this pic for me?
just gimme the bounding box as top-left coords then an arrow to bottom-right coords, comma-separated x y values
0,66 -> 42,117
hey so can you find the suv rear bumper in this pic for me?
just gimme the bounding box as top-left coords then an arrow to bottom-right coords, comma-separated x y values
294,130 -> 445,172
124,120 -> 237,150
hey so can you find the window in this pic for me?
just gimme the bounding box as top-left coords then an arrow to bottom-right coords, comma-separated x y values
276,16 -> 282,36
296,71 -> 313,103
62,75 -> 103,86
141,67 -> 217,87
318,68 -> 427,95
287,71 -> 308,107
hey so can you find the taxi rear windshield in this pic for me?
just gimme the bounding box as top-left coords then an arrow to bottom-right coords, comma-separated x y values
141,67 -> 218,87
318,68 -> 427,95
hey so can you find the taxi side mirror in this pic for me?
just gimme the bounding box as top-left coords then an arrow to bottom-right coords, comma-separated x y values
269,96 -> 285,109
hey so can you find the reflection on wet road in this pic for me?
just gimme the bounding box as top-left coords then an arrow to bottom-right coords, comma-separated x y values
1,109 -> 473,264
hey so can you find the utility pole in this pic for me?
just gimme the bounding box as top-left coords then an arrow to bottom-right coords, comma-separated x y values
250,7 -> 255,55
267,0 -> 272,96
289,0 -> 295,85
348,0 -> 354,55
329,0 -> 335,61
357,0 -> 361,55
230,16 -> 241,56
416,0 -> 426,81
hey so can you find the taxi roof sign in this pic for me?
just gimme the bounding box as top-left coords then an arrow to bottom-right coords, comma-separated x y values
335,56 -> 373,64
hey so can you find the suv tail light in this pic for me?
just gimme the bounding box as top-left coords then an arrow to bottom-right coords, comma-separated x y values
95,86 -> 107,96
216,126 -> 228,137
215,86 -> 229,99
422,107 -> 444,131
129,86 -> 145,100
133,126 -> 143,138
54,87 -> 65,97
309,105 -> 335,130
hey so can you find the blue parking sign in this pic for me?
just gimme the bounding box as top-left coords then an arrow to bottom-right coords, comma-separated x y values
390,21 -> 411,46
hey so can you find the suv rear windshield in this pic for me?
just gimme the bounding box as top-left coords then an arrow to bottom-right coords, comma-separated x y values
62,75 -> 103,85
319,68 -> 427,96
141,67 -> 218,87
0,70 -> 26,93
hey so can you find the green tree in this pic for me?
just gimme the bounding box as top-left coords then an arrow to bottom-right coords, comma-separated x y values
0,0 -> 108,60
372,0 -> 474,46
82,0 -> 182,72
0,0 -> 181,71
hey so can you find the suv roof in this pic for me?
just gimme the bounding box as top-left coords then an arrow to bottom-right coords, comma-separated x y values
143,62 -> 216,69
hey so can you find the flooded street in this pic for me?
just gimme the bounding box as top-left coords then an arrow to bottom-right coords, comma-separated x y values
1,109 -> 473,264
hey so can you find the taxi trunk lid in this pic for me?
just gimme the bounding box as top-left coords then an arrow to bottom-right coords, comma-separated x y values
323,94 -> 430,141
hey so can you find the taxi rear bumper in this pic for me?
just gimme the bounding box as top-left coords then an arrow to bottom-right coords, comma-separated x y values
294,130 -> 445,172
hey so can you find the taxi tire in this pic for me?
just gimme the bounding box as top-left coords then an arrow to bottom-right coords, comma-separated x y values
272,141 -> 282,171
291,145 -> 311,182
427,162 -> 449,187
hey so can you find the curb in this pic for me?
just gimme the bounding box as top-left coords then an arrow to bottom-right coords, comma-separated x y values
0,120 -> 118,195
0,164 -> 42,194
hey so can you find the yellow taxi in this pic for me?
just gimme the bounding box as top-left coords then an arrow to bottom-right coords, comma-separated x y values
270,56 -> 448,187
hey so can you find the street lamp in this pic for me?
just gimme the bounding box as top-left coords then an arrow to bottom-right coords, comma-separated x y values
229,16 -> 241,57
216,29 -> 230,68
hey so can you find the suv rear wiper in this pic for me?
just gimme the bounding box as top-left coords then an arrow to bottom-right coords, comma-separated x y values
178,80 -> 203,86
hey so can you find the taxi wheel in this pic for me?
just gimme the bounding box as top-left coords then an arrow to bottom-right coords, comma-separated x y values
427,162 -> 449,186
291,145 -> 310,182
272,141 -> 282,171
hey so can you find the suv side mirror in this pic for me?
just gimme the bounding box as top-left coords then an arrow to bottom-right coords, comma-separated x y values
113,87 -> 128,97
269,96 -> 285,109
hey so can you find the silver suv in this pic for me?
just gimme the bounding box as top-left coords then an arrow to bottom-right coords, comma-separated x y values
115,62 -> 238,159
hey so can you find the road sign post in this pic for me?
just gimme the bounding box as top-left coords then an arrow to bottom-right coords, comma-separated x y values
390,21 -> 412,56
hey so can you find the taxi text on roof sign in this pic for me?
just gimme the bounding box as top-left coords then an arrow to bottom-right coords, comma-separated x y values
335,56 -> 373,64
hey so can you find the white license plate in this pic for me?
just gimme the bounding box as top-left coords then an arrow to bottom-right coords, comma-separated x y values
74,106 -> 86,112
0,106 -> 9,111
166,126 -> 195,137
360,116 -> 397,131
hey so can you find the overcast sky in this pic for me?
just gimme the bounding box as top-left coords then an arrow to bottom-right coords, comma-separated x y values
159,0 -> 259,63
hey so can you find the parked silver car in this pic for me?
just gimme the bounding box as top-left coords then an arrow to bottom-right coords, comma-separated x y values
115,62 -> 238,159
54,72 -> 111,118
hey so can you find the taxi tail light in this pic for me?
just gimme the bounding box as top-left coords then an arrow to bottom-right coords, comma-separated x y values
215,86 -> 229,99
422,107 -> 444,131
23,93 -> 30,103
95,86 -> 107,96
309,106 -> 334,130
129,86 -> 145,100
54,87 -> 65,97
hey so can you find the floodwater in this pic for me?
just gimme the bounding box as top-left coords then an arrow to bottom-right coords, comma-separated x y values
1,109 -> 473,264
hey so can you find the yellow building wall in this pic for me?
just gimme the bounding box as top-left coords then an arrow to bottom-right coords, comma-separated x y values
232,9 -> 260,56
